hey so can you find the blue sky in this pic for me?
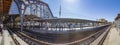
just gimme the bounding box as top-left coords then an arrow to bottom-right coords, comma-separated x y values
43,0 -> 120,21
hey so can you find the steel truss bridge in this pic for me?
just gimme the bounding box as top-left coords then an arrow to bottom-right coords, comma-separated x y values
0,0 -> 111,45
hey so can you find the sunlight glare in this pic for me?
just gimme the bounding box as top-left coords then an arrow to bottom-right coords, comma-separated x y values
65,0 -> 78,3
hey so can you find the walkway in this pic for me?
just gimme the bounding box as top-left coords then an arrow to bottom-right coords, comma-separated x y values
3,29 -> 15,45
0,33 -> 2,45
103,27 -> 120,45
0,27 -> 28,45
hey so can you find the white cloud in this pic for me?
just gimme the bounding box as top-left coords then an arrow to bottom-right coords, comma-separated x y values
61,0 -> 81,13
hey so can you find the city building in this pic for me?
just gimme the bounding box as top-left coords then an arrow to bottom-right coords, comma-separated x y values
115,13 -> 120,29
98,18 -> 108,25
98,18 -> 108,23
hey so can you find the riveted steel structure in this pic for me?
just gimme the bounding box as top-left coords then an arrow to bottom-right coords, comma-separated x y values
3,0 -> 54,31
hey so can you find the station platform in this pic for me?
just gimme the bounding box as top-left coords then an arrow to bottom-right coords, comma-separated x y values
0,25 -> 111,45
0,27 -> 28,45
0,33 -> 2,45
2,29 -> 15,45
103,27 -> 120,45
13,33 -> 28,45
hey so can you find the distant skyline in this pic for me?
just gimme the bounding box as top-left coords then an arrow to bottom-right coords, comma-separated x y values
43,0 -> 120,22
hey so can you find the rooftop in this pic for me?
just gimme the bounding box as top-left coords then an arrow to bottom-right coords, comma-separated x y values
115,14 -> 120,20
0,0 -> 12,14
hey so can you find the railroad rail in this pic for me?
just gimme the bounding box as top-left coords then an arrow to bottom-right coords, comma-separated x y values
6,27 -> 28,45
1,0 -> 112,45
8,25 -> 111,45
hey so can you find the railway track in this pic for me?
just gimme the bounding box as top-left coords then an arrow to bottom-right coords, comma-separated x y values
6,27 -> 28,45
8,29 -> 20,45
2,25 -> 111,45
8,25 -> 111,45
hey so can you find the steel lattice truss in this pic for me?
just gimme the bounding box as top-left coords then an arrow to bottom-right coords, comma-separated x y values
11,0 -> 54,31
13,0 -> 54,18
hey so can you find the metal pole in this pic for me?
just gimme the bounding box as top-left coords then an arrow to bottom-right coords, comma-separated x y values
2,0 -> 4,18
20,11 -> 23,31
20,4 -> 25,32
1,0 -> 4,28
0,0 -> 3,20
20,3 -> 27,32
59,0 -> 62,18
